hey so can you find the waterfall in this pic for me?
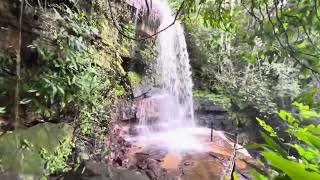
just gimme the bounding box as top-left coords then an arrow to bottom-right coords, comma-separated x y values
129,0 -> 202,152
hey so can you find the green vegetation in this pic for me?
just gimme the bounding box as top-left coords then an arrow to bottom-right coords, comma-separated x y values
0,0 -> 132,177
252,102 -> 320,179
175,0 -> 320,178
40,137 -> 74,176
0,107 -> 5,114
128,71 -> 142,88
26,6 -> 129,167
0,123 -> 73,174
180,0 -> 306,127
193,90 -> 231,109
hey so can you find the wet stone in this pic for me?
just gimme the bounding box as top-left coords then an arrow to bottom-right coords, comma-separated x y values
129,126 -> 139,136
64,161 -> 149,180
183,161 -> 194,166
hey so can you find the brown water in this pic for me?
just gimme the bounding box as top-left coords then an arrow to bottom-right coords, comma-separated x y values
161,153 -> 181,169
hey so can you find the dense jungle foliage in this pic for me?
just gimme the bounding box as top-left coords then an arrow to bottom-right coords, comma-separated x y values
0,0 -> 134,177
174,0 -> 320,179
0,0 -> 320,179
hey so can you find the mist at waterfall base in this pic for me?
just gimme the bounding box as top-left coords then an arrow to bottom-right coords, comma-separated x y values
127,0 -> 210,153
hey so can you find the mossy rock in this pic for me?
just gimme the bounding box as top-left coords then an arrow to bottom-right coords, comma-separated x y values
128,71 -> 142,88
0,123 -> 73,175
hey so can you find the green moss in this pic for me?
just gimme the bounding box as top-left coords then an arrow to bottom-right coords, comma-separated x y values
127,71 -> 142,88
114,84 -> 126,96
140,48 -> 155,61
0,123 -> 73,175
193,90 -> 231,109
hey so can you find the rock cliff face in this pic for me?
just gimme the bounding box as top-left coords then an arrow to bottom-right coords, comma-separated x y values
114,99 -> 137,121
193,97 -> 236,133
0,0 -> 139,178
0,0 -> 42,64
115,95 -> 238,134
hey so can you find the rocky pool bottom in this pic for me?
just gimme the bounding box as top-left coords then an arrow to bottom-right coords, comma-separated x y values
104,123 -> 257,180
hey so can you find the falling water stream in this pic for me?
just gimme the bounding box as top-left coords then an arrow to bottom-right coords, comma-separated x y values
120,2 -> 254,179
126,0 -> 210,153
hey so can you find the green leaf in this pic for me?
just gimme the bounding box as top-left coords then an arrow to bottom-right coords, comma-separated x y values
293,129 -> 320,149
245,143 -> 269,149
19,98 -> 32,105
245,53 -> 255,64
260,131 -> 287,157
50,85 -> 58,104
306,124 -> 320,135
232,172 -> 239,180
250,171 -> 269,180
57,86 -> 65,96
27,89 -> 37,93
296,40 -> 308,49
0,107 -> 5,114
261,151 -> 320,179
291,144 -> 319,162
293,101 -> 310,112
278,110 -> 295,124
256,118 -> 277,136
302,110 -> 320,119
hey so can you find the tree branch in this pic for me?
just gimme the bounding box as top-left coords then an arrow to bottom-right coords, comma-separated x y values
263,0 -> 319,75
145,0 -> 150,15
14,0 -> 24,128
106,0 -> 185,41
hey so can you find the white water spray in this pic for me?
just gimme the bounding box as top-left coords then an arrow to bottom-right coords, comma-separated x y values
129,0 -> 203,153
